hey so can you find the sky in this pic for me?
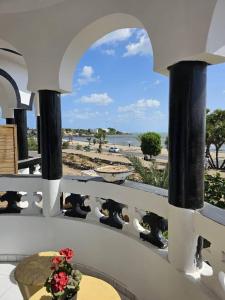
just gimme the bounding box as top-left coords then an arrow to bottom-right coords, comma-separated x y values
27,28 -> 225,133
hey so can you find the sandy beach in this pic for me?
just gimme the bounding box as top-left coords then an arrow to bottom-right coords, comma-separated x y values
62,139 -> 225,178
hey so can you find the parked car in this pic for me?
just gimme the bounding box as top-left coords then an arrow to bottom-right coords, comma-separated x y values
109,146 -> 120,153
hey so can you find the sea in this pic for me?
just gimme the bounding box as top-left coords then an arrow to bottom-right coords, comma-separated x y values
65,133 -> 168,147
65,133 -> 225,152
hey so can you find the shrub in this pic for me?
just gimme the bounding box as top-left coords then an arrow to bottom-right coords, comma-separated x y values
83,145 -> 90,152
28,137 -> 38,151
62,141 -> 69,149
76,144 -> 83,150
205,173 -> 225,208
140,132 -> 161,159
130,157 -> 225,209
129,156 -> 169,189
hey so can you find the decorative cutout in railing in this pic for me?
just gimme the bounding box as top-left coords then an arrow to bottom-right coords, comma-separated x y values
64,193 -> 91,218
0,191 -> 22,213
99,198 -> 127,230
61,177 -> 169,249
0,175 -> 42,215
140,212 -> 168,249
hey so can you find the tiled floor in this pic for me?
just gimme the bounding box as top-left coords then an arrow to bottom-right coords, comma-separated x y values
0,263 -> 22,300
0,263 -> 135,300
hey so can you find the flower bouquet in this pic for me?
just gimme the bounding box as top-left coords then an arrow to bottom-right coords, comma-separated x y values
45,248 -> 82,300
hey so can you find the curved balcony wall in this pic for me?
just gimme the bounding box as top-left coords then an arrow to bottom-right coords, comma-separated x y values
0,175 -> 224,300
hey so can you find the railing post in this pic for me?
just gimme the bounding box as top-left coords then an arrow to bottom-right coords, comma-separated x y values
39,90 -> 62,216
168,61 -> 207,273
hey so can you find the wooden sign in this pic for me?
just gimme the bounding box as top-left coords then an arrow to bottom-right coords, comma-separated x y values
0,125 -> 18,174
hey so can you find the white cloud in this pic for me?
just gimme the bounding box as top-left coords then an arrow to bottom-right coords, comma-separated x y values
81,66 -> 93,78
77,65 -> 99,86
79,93 -> 113,106
117,99 -> 162,121
123,31 -> 152,57
223,90 -> 225,94
102,49 -> 115,56
118,99 -> 160,113
93,29 -> 133,47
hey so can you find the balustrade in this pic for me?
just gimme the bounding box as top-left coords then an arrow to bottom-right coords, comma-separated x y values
0,174 -> 225,299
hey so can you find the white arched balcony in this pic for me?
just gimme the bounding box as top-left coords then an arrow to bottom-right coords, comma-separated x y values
0,1 -> 225,300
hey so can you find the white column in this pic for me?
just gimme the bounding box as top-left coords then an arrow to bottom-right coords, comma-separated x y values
168,204 -> 199,273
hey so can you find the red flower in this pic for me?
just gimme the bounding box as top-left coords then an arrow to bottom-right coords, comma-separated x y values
51,272 -> 69,292
51,256 -> 62,265
59,248 -> 74,261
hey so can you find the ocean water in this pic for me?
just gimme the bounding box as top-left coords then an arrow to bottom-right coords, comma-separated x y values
66,133 -> 168,147
66,133 -> 225,152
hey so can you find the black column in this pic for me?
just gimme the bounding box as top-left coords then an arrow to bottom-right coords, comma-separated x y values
36,116 -> 41,154
6,118 -> 15,124
168,61 -> 207,209
39,90 -> 62,180
14,109 -> 28,160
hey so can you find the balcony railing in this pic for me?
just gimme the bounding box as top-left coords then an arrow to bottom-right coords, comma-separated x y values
0,174 -> 225,300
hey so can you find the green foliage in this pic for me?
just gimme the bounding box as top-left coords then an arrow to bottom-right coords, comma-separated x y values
107,127 -> 117,135
95,129 -> 107,153
206,109 -> 225,169
130,157 -> 225,210
205,173 -> 225,208
140,132 -> 162,158
76,144 -> 82,150
129,156 -> 169,189
62,141 -> 69,149
83,145 -> 90,151
28,137 -> 38,151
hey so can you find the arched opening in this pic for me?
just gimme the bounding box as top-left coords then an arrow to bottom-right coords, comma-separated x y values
59,13 -> 149,92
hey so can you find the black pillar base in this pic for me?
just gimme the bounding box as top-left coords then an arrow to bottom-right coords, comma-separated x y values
168,61 -> 207,209
39,90 -> 62,180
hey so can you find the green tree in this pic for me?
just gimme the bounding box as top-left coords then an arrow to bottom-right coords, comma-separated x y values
206,109 -> 225,169
140,132 -> 162,159
205,173 -> 225,208
108,127 -> 117,135
28,137 -> 38,151
94,129 -> 106,153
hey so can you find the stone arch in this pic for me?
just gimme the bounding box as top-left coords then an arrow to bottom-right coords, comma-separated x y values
0,68 -> 34,118
59,13 -> 150,92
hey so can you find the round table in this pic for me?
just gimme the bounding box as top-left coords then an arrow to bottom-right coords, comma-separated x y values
29,275 -> 121,300
14,251 -> 121,300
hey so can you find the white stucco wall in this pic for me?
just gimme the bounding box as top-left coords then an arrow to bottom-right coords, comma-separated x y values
0,215 -> 218,300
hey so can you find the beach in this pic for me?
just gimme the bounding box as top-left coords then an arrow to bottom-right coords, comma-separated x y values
63,138 -> 225,178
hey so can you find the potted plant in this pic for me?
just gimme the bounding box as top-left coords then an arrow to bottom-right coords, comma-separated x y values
45,248 -> 82,300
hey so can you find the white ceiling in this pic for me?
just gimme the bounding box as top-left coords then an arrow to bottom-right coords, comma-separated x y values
0,0 -> 65,14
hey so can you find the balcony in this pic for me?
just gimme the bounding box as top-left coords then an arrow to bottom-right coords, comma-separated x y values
1,1 -> 225,299
0,174 -> 224,300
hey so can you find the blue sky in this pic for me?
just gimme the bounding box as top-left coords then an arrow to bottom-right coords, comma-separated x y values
27,28 -> 225,133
